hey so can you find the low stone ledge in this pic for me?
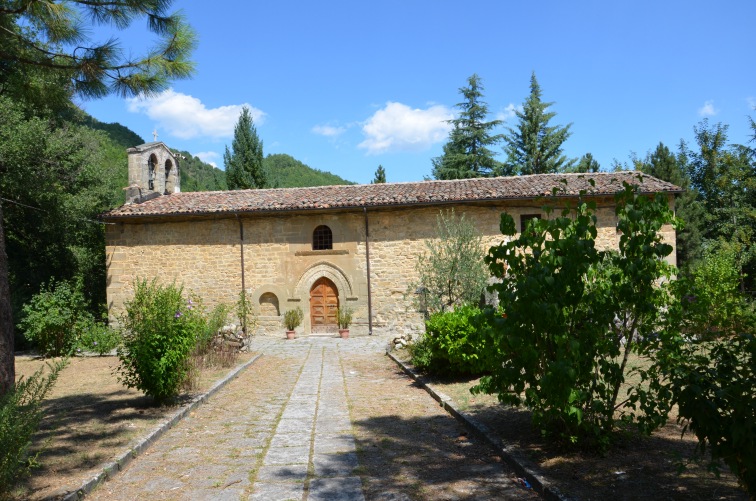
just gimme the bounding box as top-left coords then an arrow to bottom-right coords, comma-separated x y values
58,353 -> 263,501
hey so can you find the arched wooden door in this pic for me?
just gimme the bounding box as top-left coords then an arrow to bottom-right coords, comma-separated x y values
310,277 -> 339,333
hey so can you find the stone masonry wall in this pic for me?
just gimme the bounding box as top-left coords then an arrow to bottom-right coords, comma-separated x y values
105,195 -> 676,336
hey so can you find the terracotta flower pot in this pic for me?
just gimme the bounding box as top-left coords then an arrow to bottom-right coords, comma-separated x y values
286,330 -> 296,340
339,328 -> 349,339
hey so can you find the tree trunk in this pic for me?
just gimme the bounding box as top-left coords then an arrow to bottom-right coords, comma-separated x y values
0,203 -> 15,395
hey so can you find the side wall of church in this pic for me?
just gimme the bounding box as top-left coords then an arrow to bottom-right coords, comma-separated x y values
105,195 -> 676,336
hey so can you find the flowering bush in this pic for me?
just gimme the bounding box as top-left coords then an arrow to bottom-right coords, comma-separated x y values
116,279 -> 202,405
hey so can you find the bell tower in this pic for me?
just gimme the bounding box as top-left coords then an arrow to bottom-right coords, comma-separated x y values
124,142 -> 180,203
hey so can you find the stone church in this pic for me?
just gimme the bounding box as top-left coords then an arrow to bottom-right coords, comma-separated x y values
103,142 -> 681,336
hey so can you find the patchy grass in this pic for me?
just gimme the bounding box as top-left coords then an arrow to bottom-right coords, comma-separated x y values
394,348 -> 748,501
12,352 -> 255,501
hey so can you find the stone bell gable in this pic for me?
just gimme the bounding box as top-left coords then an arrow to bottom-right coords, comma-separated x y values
103,171 -> 681,336
124,142 -> 180,203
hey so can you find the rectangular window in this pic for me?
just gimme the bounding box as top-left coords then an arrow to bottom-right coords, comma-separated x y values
520,214 -> 541,233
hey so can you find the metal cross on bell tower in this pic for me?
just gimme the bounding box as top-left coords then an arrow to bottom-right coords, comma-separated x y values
152,129 -> 158,142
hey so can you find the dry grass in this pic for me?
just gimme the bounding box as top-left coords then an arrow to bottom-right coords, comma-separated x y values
394,349 -> 748,501
11,352 -> 254,501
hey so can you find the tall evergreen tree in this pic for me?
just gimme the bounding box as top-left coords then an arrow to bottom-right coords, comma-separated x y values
0,0 -> 196,396
432,74 -> 503,180
504,72 -> 574,175
372,165 -> 387,184
637,142 -> 705,267
684,120 -> 755,291
567,152 -> 600,173
224,107 -> 266,189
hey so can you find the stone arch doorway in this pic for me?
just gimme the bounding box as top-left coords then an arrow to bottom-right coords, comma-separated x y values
310,277 -> 339,333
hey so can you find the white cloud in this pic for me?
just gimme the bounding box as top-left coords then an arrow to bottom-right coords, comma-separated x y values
496,103 -> 521,122
698,100 -> 718,117
312,124 -> 347,137
747,97 -> 756,110
358,102 -> 452,154
194,151 -> 220,168
127,89 -> 265,140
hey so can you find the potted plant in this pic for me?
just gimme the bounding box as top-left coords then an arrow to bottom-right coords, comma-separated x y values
283,307 -> 303,339
337,306 -> 353,338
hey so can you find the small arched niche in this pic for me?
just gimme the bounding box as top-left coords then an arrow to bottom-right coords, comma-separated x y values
259,292 -> 280,316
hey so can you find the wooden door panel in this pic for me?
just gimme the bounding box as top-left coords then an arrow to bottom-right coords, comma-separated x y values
310,277 -> 338,332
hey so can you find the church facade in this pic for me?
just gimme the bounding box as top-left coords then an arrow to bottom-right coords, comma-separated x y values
103,143 -> 681,336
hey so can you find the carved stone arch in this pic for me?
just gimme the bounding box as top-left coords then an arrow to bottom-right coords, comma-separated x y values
294,262 -> 354,301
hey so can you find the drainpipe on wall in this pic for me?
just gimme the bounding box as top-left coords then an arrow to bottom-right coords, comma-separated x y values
363,207 -> 373,335
235,214 -> 247,334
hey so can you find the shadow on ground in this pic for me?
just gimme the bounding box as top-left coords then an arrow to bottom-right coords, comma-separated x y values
409,367 -> 749,501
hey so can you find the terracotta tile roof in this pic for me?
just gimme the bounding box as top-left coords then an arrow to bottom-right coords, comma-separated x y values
103,171 -> 681,220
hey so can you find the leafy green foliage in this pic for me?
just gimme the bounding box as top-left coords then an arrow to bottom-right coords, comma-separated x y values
662,334 -> 756,497
676,246 -> 754,338
0,97 -> 126,318
77,321 -> 121,356
117,280 -> 202,405
18,279 -> 92,357
411,209 -> 489,314
263,154 -> 354,188
283,307 -> 303,331
225,106 -> 266,189
432,74 -> 503,179
683,119 -> 755,291
416,305 -> 498,376
636,142 -> 705,267
503,72 -> 575,175
337,306 -> 353,329
0,358 -> 68,495
177,150 -> 229,192
235,289 -> 255,335
475,182 -> 678,447
79,116 -> 145,149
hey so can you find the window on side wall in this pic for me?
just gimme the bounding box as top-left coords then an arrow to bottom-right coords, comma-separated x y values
520,214 -> 541,233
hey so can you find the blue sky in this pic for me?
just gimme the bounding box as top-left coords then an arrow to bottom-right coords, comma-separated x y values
81,1 -> 755,185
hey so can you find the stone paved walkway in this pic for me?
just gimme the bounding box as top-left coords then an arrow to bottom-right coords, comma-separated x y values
89,335 -> 538,500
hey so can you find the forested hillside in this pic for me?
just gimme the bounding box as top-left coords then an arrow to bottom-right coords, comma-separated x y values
264,154 -> 354,188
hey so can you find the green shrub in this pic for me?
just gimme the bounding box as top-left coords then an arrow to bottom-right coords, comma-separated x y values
190,300 -> 229,357
0,359 -> 68,495
663,333 -> 756,497
337,306 -> 353,329
474,184 -> 679,448
416,304 -> 496,376
283,307 -> 303,331
116,279 -> 202,405
77,320 -> 121,356
236,289 -> 256,335
677,246 -> 753,339
18,279 -> 91,356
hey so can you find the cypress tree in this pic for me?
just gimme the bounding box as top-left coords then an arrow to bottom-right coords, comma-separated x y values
504,73 -> 574,175
225,106 -> 266,189
372,165 -> 387,183
432,74 -> 503,180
